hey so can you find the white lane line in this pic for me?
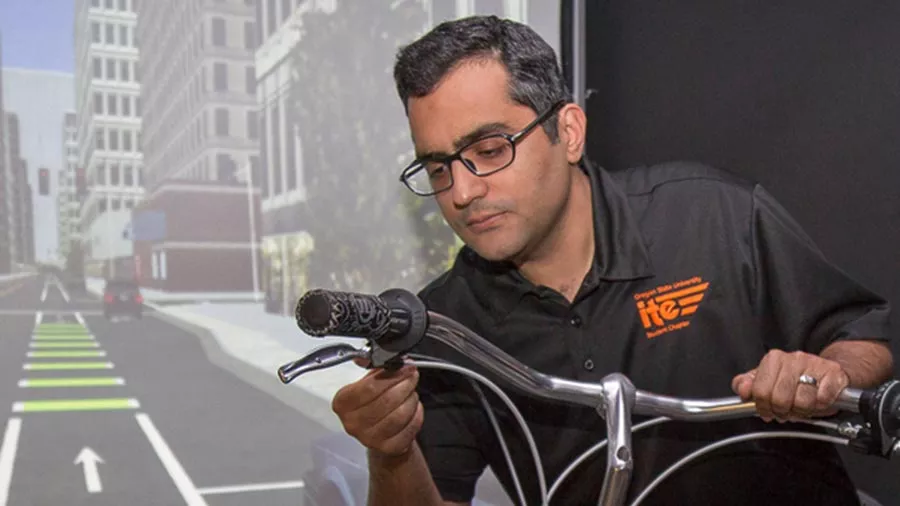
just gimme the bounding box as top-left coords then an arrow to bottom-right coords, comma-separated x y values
0,418 -> 22,506
135,413 -> 207,506
34,312 -> 42,326
197,480 -> 306,496
39,280 -> 48,302
55,278 -> 71,303
74,312 -> 86,326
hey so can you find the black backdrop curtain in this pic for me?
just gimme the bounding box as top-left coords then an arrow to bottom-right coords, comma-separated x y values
561,1 -> 900,502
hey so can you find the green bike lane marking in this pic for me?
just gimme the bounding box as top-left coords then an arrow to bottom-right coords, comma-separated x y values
12,398 -> 140,413
23,362 -> 113,371
17,378 -> 126,388
27,351 -> 107,358
32,335 -> 95,341
30,342 -> 99,348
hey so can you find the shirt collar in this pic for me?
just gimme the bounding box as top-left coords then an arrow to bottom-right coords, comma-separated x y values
460,158 -> 655,317
583,157 -> 655,281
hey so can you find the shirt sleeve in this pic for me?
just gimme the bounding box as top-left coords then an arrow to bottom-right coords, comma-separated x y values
749,184 -> 891,354
415,365 -> 488,503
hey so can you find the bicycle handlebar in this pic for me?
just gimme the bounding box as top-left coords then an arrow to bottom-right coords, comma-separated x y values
281,287 -> 900,505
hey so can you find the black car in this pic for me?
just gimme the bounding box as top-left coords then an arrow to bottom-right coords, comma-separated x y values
103,279 -> 144,319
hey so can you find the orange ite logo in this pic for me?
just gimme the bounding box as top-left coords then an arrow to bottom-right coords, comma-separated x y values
633,277 -> 710,339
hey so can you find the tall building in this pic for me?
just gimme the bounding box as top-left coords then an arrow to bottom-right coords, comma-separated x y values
131,0 -> 261,295
74,0 -> 144,277
254,0 -> 551,314
139,0 -> 258,187
3,113 -> 35,268
0,34 -> 10,274
2,68 -> 75,264
57,112 -> 80,262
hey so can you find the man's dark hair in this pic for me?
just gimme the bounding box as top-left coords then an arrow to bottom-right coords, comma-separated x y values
393,15 -> 571,142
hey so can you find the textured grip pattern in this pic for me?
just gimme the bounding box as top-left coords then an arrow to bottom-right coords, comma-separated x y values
295,289 -> 392,338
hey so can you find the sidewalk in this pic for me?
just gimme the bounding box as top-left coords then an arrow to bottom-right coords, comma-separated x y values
0,272 -> 36,283
86,277 -> 365,428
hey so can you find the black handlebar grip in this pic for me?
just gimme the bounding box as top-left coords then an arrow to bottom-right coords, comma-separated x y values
295,289 -> 393,339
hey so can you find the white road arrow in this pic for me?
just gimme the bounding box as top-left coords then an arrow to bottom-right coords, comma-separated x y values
74,447 -> 104,494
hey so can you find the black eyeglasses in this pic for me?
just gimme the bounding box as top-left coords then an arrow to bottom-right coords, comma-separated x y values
399,100 -> 567,196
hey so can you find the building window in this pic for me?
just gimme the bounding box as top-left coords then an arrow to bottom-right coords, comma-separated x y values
120,26 -> 129,49
120,60 -> 130,81
245,66 -> 255,94
271,101 -> 281,195
211,17 -> 226,47
92,22 -> 101,43
111,198 -> 121,211
119,0 -> 127,10
109,129 -> 120,151
215,108 -> 229,136
217,153 -> 236,182
122,95 -> 132,116
286,108 -> 296,190
97,163 -> 106,184
99,200 -> 107,213
105,0 -> 114,9
133,61 -> 139,83
137,166 -> 143,186
244,21 -> 256,50
93,57 -> 103,78
124,165 -> 133,185
125,200 -> 134,209
123,131 -> 133,151
92,0 -> 100,7
214,62 -> 228,91
94,92 -> 104,114
107,59 -> 117,80
266,0 -> 277,37
281,0 -> 291,22
108,94 -> 118,115
110,163 -> 120,185
247,110 -> 258,139
96,127 -> 106,149
106,23 -> 115,44
135,97 -> 141,116
250,154 -> 266,195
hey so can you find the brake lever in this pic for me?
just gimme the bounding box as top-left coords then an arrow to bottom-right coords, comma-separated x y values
278,343 -> 370,384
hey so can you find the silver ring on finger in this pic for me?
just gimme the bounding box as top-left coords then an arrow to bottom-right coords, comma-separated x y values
798,374 -> 818,388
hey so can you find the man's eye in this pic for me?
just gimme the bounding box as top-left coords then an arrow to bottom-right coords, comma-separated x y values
427,166 -> 446,179
477,148 -> 504,158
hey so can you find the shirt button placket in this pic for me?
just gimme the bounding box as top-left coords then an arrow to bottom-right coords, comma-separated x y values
569,314 -> 583,328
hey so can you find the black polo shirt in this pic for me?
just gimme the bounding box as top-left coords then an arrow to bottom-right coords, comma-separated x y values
411,160 -> 891,506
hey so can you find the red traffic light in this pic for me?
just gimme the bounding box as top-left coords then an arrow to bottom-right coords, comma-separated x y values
38,168 -> 50,196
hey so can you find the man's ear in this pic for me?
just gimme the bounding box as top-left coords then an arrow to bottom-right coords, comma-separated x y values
558,103 -> 587,165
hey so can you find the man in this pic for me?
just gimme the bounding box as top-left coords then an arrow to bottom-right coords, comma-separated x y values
331,15 -> 894,506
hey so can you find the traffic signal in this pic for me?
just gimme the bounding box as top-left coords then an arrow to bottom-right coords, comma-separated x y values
38,168 -> 50,196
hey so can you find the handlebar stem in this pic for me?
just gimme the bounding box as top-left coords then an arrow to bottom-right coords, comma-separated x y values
597,373 -> 636,506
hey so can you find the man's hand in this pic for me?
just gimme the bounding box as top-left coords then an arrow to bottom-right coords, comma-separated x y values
731,350 -> 851,422
332,364 -> 424,457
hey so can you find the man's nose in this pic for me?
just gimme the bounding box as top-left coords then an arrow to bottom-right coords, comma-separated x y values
449,159 -> 487,208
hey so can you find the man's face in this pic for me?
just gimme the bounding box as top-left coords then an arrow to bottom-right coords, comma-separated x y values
406,59 -> 572,263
